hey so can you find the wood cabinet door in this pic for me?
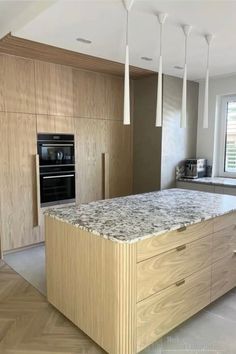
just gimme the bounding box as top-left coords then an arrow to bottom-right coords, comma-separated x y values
35,61 -> 73,116
137,267 -> 211,352
75,118 -> 106,204
0,54 -> 35,114
0,112 -> 41,251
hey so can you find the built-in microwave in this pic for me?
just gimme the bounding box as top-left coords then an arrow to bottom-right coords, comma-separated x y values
37,133 -> 75,166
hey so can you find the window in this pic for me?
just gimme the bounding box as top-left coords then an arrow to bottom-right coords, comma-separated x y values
219,95 -> 236,177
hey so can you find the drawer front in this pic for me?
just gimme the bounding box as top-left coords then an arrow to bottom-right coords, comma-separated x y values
137,234 -> 212,302
213,212 -> 236,233
211,256 -> 236,302
137,219 -> 213,262
137,267 -> 211,352
213,224 -> 236,263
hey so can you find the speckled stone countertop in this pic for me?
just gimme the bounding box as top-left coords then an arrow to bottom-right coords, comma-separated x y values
45,188 -> 236,243
179,177 -> 236,187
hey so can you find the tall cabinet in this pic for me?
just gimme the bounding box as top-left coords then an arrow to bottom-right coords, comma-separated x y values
0,54 -> 133,253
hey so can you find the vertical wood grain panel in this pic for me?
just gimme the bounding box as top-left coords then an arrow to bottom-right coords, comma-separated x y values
106,120 -> 133,197
35,60 -> 73,116
73,69 -> 123,120
0,112 -> 41,251
36,114 -> 75,134
75,118 -> 106,203
0,54 -> 35,113
46,217 -> 137,354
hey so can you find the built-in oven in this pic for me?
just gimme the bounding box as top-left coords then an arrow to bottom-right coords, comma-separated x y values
40,166 -> 75,206
37,133 -> 76,206
37,133 -> 75,166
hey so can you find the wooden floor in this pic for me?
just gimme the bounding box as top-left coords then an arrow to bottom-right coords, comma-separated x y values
0,260 -> 105,354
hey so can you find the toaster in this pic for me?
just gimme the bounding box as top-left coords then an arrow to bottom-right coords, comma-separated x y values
184,159 -> 207,179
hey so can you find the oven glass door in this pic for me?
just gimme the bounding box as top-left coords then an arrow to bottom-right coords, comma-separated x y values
40,172 -> 75,204
38,143 -> 74,166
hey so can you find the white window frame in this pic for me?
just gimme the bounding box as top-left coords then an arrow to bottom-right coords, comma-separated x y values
219,94 -> 236,178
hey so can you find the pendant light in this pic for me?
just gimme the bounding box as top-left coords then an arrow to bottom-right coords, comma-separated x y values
181,25 -> 192,128
203,34 -> 213,129
123,0 -> 135,125
155,13 -> 168,127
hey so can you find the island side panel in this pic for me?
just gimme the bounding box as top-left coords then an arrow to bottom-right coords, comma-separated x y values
45,216 -> 137,354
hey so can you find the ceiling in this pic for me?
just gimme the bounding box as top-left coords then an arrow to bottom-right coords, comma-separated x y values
1,0 -> 236,80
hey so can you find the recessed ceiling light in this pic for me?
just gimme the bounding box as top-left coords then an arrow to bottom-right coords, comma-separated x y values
174,65 -> 184,70
76,38 -> 92,44
141,56 -> 153,61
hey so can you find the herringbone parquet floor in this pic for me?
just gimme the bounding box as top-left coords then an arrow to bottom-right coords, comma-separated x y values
0,260 -> 105,354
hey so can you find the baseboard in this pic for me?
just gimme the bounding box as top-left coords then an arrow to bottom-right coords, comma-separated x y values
3,242 -> 45,256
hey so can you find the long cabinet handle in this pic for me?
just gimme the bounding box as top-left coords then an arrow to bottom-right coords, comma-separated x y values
102,153 -> 109,199
34,154 -> 40,227
41,143 -> 74,147
43,174 -> 74,179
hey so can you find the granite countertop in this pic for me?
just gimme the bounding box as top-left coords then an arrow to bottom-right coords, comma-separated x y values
45,188 -> 236,243
179,177 -> 236,187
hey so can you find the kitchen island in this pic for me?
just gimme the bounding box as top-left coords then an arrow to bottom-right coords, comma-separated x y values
45,189 -> 236,354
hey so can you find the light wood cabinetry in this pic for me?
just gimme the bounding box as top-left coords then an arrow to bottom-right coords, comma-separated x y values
0,54 -> 35,114
73,69 -> 123,120
35,61 -> 74,116
107,120 -> 133,198
137,219 -> 213,262
137,234 -> 212,302
137,267 -> 211,352
75,118 -> 106,203
46,212 -> 236,354
0,53 -> 132,252
176,180 -> 236,196
0,112 -> 42,251
36,114 -> 75,134
212,256 -> 236,301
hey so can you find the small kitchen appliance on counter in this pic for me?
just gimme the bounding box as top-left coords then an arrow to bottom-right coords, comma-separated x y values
184,159 -> 207,179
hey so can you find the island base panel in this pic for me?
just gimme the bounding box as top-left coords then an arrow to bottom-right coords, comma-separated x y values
45,216 -> 137,354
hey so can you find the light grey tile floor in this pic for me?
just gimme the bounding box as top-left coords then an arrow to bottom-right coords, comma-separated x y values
4,244 -> 46,294
4,245 -> 236,354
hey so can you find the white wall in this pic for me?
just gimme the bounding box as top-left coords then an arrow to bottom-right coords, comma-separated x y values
197,74 -> 236,175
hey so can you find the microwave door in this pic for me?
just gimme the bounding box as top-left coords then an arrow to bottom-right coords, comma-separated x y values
39,144 -> 74,165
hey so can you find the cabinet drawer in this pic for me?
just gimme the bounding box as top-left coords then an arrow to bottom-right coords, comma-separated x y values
211,256 -> 236,302
213,224 -> 236,263
213,212 -> 236,233
137,219 -> 213,262
137,267 -> 211,352
137,234 -> 212,302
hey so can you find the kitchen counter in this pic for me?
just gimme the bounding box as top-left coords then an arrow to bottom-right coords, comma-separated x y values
45,189 -> 236,353
45,188 -> 236,243
179,176 -> 236,187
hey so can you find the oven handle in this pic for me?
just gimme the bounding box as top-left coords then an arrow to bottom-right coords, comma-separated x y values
43,174 -> 75,179
41,144 -> 74,147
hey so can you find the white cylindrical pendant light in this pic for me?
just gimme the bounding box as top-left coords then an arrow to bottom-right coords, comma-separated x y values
155,13 -> 168,127
181,25 -> 192,128
123,0 -> 135,125
203,34 -> 213,129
